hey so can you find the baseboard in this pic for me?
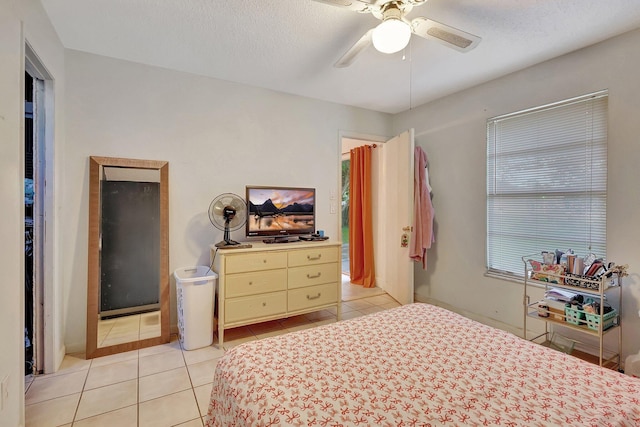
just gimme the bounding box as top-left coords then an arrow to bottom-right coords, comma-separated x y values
55,344 -> 66,373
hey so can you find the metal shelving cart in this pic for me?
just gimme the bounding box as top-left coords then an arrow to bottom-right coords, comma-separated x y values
522,254 -> 623,369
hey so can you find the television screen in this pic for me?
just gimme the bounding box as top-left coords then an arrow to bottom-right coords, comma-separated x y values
246,186 -> 315,238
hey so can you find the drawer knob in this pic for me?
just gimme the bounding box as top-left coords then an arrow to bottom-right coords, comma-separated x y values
263,259 -> 267,263
249,281 -> 253,285
262,302 -> 267,307
307,293 -> 321,300
307,254 -> 322,261
307,272 -> 321,279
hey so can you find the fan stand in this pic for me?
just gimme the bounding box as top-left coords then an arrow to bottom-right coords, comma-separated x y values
215,219 -> 252,249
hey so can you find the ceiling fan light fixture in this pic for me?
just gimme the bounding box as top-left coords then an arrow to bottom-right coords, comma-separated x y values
372,17 -> 411,54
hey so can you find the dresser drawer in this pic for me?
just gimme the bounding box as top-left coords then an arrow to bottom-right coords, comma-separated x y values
225,269 -> 287,298
288,263 -> 338,290
225,251 -> 287,274
288,247 -> 338,267
225,291 -> 287,323
288,283 -> 338,312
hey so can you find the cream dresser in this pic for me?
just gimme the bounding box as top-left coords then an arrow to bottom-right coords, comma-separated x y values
211,240 -> 341,347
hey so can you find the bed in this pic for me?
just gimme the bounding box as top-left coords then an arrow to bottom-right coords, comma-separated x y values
205,303 -> 640,426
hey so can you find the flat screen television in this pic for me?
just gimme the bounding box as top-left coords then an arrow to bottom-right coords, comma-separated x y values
246,186 -> 315,240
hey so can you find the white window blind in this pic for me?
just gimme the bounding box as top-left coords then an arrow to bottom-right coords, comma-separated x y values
487,91 -> 608,277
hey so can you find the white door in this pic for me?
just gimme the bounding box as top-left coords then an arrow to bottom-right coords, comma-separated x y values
374,129 -> 415,304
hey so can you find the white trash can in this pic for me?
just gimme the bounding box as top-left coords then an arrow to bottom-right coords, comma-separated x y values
174,266 -> 217,351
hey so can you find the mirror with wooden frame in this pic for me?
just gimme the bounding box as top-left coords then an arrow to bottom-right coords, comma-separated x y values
86,156 -> 170,359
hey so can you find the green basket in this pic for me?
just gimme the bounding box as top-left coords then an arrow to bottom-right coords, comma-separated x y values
585,309 -> 617,331
564,306 -> 586,326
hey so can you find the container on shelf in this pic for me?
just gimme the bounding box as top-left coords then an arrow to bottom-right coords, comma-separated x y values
564,305 -> 617,330
585,309 -> 617,331
547,332 -> 578,354
565,306 -> 587,326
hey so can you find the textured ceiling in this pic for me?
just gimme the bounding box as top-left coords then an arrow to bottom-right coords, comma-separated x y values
41,0 -> 640,114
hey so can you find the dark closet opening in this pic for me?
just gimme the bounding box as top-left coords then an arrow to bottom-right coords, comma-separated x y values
25,71 -> 34,375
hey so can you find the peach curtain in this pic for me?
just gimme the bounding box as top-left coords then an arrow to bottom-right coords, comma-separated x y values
349,145 -> 376,287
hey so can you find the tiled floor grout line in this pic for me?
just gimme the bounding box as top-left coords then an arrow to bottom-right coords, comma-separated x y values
137,350 -> 140,427
70,358 -> 91,425
25,289 -> 396,426
179,337 -> 206,425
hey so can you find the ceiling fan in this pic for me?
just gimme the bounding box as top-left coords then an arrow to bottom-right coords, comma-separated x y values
314,0 -> 481,67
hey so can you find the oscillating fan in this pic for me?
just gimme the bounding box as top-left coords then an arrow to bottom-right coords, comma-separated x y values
208,193 -> 252,249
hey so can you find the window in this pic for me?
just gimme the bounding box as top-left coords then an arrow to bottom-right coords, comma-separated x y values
486,91 -> 608,277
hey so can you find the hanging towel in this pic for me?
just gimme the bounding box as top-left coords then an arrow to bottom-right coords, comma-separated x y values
410,146 -> 435,269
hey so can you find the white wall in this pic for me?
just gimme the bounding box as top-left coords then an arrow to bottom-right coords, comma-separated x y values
393,28 -> 640,360
0,9 -> 24,427
3,13 -> 638,427
0,0 -> 66,425
63,50 -> 393,352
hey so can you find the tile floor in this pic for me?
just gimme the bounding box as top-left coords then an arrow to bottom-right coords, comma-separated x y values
24,278 -> 398,427
97,311 -> 162,348
341,274 -> 386,301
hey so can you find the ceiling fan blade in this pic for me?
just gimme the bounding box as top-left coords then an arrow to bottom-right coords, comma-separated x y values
312,0 -> 379,13
411,17 -> 481,52
334,29 -> 373,68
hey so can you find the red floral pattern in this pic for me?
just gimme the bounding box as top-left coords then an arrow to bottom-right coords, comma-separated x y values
205,303 -> 640,426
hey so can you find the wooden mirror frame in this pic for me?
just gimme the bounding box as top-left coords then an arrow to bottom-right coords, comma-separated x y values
86,156 -> 170,359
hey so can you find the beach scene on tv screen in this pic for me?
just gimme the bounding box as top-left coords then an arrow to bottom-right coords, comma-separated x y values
248,188 -> 314,232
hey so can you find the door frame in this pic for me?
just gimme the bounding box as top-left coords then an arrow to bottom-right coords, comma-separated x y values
337,131 -> 389,243
337,130 -> 416,304
25,43 -> 58,374
337,131 -> 389,292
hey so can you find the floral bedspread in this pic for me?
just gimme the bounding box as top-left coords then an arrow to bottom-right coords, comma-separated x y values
206,303 -> 640,426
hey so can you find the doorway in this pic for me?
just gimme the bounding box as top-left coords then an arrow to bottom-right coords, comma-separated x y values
24,69 -> 46,375
340,156 -> 350,275
340,136 -> 386,302
339,131 -> 415,305
24,71 -> 35,375
24,44 -> 55,375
